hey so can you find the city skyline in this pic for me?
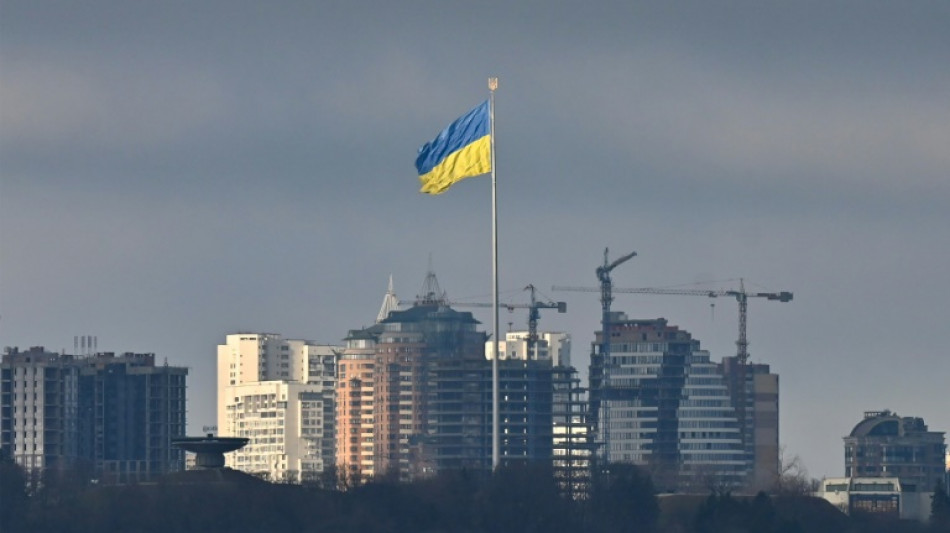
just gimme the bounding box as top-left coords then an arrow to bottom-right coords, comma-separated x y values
2,1 -> 948,483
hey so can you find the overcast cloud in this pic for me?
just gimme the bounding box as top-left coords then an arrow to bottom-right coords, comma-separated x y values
2,1 -> 948,479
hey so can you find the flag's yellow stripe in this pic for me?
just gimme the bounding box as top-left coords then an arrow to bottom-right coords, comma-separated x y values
418,134 -> 491,194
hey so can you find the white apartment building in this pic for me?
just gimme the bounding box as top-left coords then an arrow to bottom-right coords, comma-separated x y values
1,348 -> 80,473
485,331 -> 571,366
217,333 -> 338,483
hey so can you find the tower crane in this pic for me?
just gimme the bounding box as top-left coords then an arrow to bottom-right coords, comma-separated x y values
552,278 -> 792,365
450,284 -> 566,357
553,275 -> 790,474
569,248 -> 637,463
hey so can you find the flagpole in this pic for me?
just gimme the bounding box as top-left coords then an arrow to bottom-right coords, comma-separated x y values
489,76 -> 500,471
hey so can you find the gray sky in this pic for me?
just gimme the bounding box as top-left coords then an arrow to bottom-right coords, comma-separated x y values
2,1 -> 948,480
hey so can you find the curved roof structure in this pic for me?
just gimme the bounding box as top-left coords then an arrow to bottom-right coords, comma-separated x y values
849,411 -> 900,437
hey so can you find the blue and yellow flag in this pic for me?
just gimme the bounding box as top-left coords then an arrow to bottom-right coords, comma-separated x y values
415,100 -> 491,194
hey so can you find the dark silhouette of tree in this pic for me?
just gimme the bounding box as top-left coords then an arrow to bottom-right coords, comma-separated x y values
0,454 -> 29,533
585,462 -> 660,533
692,491 -> 805,533
932,481 -> 950,533
12,462 -> 942,533
772,446 -> 819,496
473,462 -> 578,533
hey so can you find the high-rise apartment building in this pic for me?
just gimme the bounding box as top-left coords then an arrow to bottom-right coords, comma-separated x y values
337,328 -> 378,483
78,352 -> 188,483
217,334 -> 338,483
371,300 -> 487,479
425,351 -> 558,474
719,356 -> 780,491
338,272 -> 564,482
1,346 -> 188,483
1,347 -> 80,474
588,315 -> 750,491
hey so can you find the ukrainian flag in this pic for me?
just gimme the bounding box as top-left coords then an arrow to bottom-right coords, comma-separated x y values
415,100 -> 491,194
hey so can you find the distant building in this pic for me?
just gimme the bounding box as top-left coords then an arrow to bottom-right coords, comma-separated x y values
337,327 -> 379,484
818,477 -> 932,522
719,356 -> 780,492
424,348 -> 557,474
1,346 -> 188,483
370,288 -> 487,479
486,331 -> 572,366
588,315 -> 754,491
844,410 -> 946,493
551,365 -> 591,498
1,347 -> 80,474
77,351 -> 188,483
817,410 -> 948,522
339,272 -> 565,482
217,334 -> 339,483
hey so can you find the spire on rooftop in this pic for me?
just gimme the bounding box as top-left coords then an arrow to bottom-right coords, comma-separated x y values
376,274 -> 400,323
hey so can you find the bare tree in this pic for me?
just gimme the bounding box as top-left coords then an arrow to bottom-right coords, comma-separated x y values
772,445 -> 819,496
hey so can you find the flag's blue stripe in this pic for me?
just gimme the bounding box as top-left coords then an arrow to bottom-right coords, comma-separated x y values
415,100 -> 490,176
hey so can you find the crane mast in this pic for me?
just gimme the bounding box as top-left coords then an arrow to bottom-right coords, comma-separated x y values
553,276 -> 791,481
447,285 -> 566,360
592,248 -> 636,464
552,279 -> 792,364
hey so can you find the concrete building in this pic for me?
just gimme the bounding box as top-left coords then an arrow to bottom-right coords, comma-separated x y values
221,380 -> 326,482
551,365 -> 591,498
424,351 -> 558,474
217,333 -> 339,483
588,315 -> 750,491
818,477 -> 933,522
719,356 -> 780,492
78,352 -> 188,483
339,272 -> 565,482
816,410 -> 947,522
337,327 -> 379,484
486,331 -> 572,366
371,298 -> 487,479
1,347 -> 80,475
844,410 -> 946,493
1,346 -> 188,483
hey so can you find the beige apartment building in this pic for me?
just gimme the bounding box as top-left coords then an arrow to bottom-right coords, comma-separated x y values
217,333 -> 338,483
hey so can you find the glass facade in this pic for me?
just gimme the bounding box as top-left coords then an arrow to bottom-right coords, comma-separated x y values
590,315 -> 748,491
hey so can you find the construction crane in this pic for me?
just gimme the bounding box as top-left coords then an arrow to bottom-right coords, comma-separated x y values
450,284 -> 566,357
554,274 -> 790,473
552,278 -> 792,365
565,248 -> 637,464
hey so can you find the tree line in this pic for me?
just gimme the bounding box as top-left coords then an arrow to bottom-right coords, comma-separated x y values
2,456 -> 948,533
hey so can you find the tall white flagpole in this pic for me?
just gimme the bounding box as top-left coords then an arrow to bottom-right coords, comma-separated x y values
489,76 -> 500,470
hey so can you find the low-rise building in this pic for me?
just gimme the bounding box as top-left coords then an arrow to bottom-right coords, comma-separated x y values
818,477 -> 932,522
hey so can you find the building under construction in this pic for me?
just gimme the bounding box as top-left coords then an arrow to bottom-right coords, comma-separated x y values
587,314 -> 778,492
555,249 -> 786,493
